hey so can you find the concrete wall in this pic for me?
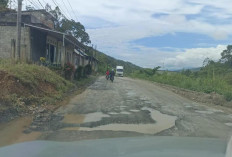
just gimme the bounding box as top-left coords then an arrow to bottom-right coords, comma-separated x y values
0,12 -> 17,23
65,44 -> 74,64
0,26 -> 31,61
84,57 -> 89,66
22,11 -> 54,29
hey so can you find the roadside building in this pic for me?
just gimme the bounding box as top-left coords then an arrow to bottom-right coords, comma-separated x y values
0,9 -> 97,69
89,56 -> 99,72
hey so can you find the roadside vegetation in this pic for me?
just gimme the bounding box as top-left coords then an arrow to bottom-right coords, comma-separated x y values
0,59 -> 73,110
88,50 -> 141,75
130,45 -> 232,102
0,59 -> 98,122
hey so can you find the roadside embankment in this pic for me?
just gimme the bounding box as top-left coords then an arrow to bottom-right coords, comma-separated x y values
0,60 -> 97,123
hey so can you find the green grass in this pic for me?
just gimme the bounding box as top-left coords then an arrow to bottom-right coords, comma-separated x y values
130,70 -> 232,101
0,60 -> 73,91
74,76 -> 96,87
0,59 -> 74,105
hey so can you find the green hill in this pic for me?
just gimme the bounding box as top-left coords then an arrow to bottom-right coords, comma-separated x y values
85,48 -> 142,75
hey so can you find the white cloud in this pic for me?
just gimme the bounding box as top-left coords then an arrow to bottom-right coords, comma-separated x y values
36,0 -> 232,69
94,43 -> 226,70
163,45 -> 226,70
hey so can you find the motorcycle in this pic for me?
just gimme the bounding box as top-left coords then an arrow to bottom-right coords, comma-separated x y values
110,74 -> 114,82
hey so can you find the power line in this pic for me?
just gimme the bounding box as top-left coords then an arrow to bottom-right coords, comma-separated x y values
27,0 -> 40,9
60,0 -> 73,20
66,0 -> 78,21
51,0 -> 70,19
36,0 -> 44,9
41,0 -> 48,7
31,0 -> 42,9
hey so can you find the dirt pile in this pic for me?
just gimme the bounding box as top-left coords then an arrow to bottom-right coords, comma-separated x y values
0,63 -> 74,123
0,70 -> 58,103
1,69 -> 59,95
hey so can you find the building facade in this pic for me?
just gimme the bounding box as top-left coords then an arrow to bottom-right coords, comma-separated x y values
0,9 -> 97,70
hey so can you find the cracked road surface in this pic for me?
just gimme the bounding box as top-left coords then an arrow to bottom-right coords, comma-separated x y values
39,77 -> 232,141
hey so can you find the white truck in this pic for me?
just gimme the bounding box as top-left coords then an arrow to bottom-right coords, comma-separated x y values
116,66 -> 124,77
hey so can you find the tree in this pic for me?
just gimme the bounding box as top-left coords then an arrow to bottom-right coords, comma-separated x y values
49,6 -> 64,27
0,0 -> 9,11
221,45 -> 232,66
49,6 -> 91,45
56,19 -> 91,45
152,66 -> 161,75
203,57 -> 215,67
45,3 -> 52,12
181,69 -> 192,76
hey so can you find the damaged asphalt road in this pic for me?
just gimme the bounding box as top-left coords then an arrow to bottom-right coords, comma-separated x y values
32,76 -> 232,141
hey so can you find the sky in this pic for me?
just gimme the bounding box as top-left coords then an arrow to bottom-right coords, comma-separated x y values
22,0 -> 232,70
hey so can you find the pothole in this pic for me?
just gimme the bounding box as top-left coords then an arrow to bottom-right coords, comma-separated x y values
126,91 -> 136,97
228,115 -> 232,119
130,109 -> 140,112
83,112 -> 110,123
225,123 -> 232,127
195,110 -> 214,114
108,112 -> 119,115
120,111 -> 131,115
208,108 -> 223,113
74,107 -> 177,134
62,114 -> 85,124
108,111 -> 131,115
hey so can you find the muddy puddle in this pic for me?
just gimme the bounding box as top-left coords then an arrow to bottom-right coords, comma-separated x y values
64,107 -> 177,134
0,117 -> 41,147
62,114 -> 85,124
62,112 -> 110,124
83,112 -> 110,123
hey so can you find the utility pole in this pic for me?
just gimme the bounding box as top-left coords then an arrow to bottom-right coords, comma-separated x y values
9,0 -> 11,9
94,45 -> 97,58
91,44 -> 94,64
16,0 -> 23,60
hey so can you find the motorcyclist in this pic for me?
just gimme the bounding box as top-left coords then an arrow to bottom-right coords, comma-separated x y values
106,69 -> 110,80
109,69 -> 115,82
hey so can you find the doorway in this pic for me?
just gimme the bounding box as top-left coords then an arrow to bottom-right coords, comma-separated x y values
46,44 -> 56,64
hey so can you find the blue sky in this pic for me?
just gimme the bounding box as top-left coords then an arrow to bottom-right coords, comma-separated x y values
133,32 -> 232,49
24,0 -> 232,70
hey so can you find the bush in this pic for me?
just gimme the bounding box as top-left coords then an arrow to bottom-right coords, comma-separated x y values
85,64 -> 92,75
64,63 -> 75,80
74,66 -> 83,80
225,92 -> 232,101
130,69 -> 232,102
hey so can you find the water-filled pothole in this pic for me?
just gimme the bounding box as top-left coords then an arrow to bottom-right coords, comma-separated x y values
62,112 -> 110,124
225,123 -> 232,127
65,107 -> 177,134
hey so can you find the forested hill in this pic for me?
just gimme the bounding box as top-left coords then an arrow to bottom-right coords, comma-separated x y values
85,48 -> 142,75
